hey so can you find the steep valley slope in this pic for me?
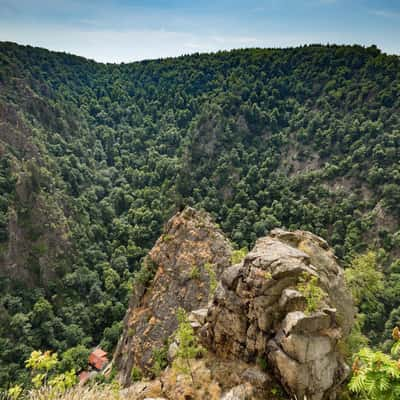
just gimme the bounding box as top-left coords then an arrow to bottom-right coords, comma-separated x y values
0,42 -> 399,388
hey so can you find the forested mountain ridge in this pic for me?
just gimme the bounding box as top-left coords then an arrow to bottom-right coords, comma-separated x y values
0,41 -> 399,388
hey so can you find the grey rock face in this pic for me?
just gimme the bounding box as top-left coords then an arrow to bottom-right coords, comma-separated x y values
113,207 -> 233,386
204,228 -> 355,400
220,384 -> 254,400
114,209 -> 353,400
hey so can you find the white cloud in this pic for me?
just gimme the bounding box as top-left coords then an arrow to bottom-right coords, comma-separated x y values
0,17 -> 398,62
0,24 -> 266,62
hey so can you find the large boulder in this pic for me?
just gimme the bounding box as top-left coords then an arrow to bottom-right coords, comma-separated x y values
203,229 -> 355,400
113,209 -> 354,399
113,207 -> 233,386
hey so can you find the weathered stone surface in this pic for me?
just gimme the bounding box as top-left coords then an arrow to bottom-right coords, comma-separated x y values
120,380 -> 163,400
279,288 -> 307,312
241,367 -> 271,387
143,398 -> 167,400
281,311 -> 332,335
267,340 -> 311,397
114,207 -> 233,386
270,229 -> 354,334
118,354 -> 273,400
214,308 -> 248,344
221,264 -> 244,289
167,341 -> 179,362
278,333 -> 332,363
189,308 -> 208,325
214,283 -> 244,314
220,384 -> 254,400
114,210 -> 354,400
204,228 -> 355,400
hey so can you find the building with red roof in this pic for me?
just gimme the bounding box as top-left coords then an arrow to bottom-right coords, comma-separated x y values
88,348 -> 109,371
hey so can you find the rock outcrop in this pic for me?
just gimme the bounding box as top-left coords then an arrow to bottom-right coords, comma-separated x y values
120,353 -> 272,400
113,207 -> 233,386
202,229 -> 355,400
114,209 -> 354,399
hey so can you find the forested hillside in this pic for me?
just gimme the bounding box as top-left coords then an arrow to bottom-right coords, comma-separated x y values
0,42 -> 399,389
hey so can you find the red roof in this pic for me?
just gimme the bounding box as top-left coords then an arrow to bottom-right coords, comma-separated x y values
79,371 -> 90,384
88,348 -> 108,371
92,348 -> 107,358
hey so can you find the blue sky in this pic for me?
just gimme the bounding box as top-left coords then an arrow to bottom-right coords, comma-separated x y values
0,0 -> 399,62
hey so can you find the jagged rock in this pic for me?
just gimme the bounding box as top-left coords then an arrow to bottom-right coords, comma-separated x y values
279,288 -> 307,312
241,367 -> 271,387
281,311 -> 332,335
189,308 -> 208,325
167,341 -> 179,362
113,207 -> 233,386
144,398 -> 167,400
204,228 -> 355,400
220,384 -> 254,400
114,209 -> 354,400
161,358 -> 222,400
277,332 -> 332,363
120,380 -> 163,400
120,337 -> 275,400
221,264 -> 244,288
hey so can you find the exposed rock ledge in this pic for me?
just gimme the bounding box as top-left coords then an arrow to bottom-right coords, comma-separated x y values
113,207 -> 233,386
202,229 -> 355,400
114,208 -> 355,400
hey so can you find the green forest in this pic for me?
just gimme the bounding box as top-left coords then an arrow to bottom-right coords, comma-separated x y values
0,42 -> 399,390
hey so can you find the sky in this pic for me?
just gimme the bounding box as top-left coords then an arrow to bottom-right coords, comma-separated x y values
0,0 -> 399,63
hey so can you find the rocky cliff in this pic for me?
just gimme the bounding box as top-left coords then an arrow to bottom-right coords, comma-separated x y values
0,101 -> 71,285
0,159 -> 71,286
113,207 -> 233,386
202,229 -> 355,400
115,208 -> 355,400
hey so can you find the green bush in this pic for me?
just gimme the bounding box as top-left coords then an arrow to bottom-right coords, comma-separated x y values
297,272 -> 326,314
230,248 -> 248,265
348,327 -> 400,399
130,366 -> 142,382
173,308 -> 204,383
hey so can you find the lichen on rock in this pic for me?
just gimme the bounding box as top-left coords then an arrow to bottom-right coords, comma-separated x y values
114,209 -> 354,400
203,228 -> 355,400
113,207 -> 233,386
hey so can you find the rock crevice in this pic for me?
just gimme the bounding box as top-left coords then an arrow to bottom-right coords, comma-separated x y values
202,229 -> 355,400
113,207 -> 233,387
115,210 -> 354,400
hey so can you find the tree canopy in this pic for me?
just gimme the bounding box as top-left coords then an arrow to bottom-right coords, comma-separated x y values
0,42 -> 399,389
